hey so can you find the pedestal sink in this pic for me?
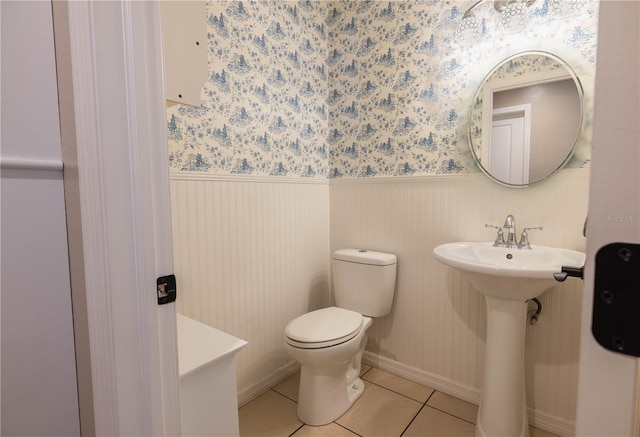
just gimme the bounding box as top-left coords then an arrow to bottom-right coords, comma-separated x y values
433,242 -> 585,437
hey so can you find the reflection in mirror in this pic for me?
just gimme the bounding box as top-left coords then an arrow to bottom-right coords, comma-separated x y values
469,52 -> 584,187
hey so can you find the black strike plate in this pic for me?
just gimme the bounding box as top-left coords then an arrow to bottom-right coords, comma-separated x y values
157,274 -> 177,305
592,243 -> 640,357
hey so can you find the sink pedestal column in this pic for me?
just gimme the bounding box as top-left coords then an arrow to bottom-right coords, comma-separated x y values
475,295 -> 529,437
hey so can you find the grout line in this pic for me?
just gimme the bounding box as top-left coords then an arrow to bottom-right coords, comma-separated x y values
360,378 -> 433,405
399,403 -> 428,436
423,404 -> 477,426
288,423 -> 305,437
334,421 -> 363,436
424,389 -> 436,405
267,367 -> 478,436
270,388 -> 298,404
360,366 -> 373,378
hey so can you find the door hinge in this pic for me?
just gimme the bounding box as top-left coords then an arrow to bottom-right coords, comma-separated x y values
592,243 -> 640,357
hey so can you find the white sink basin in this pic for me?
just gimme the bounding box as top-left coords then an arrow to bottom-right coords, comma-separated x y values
433,242 -> 585,300
434,241 -> 585,436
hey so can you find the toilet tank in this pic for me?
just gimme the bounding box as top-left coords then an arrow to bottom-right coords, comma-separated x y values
332,249 -> 397,317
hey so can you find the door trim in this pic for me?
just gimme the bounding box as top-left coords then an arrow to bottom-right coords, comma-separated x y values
63,1 -> 180,434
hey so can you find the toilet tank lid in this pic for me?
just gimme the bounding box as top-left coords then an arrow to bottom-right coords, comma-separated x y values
333,249 -> 397,266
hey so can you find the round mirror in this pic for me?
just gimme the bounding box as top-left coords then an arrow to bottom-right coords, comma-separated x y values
468,51 -> 584,187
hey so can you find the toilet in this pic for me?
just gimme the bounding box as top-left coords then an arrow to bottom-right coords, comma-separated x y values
284,249 -> 397,426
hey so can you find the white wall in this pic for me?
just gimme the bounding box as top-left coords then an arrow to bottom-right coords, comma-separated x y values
331,170 -> 589,436
170,168 -> 589,435
170,174 -> 330,404
170,169 -> 588,435
0,1 -> 80,435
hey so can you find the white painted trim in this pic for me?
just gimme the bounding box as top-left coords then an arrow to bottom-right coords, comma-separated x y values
66,1 -> 179,435
133,1 -> 182,433
239,351 -> 575,435
331,168 -> 589,186
576,2 -> 640,436
169,172 -> 470,185
170,171 -> 330,185
0,157 -> 63,171
169,168 -> 589,186
481,60 -> 575,147
490,103 -> 532,184
363,351 -> 480,405
329,173 -> 469,185
121,2 -> 180,434
481,69 -> 567,159
66,2 -> 119,433
237,361 -> 300,407
363,352 -> 575,437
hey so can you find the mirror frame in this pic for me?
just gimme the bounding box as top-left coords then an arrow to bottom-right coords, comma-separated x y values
468,51 -> 585,188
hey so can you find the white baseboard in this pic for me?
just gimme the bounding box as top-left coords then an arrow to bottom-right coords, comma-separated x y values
527,409 -> 576,437
237,361 -> 300,407
362,352 -> 576,437
362,351 -> 482,405
236,353 -> 575,436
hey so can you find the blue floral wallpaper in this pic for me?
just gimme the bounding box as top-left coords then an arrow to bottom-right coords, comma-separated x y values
167,0 -> 599,178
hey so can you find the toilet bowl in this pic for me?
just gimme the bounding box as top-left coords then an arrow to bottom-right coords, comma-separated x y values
284,249 -> 397,425
284,307 -> 372,425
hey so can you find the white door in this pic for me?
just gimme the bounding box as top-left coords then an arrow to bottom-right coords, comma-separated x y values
490,104 -> 531,185
1,2 -> 80,435
491,116 -> 526,184
575,1 -> 640,436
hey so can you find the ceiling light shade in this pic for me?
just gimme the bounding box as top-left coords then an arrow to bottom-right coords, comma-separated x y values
497,0 -> 531,31
549,0 -> 587,18
455,0 -> 585,40
455,12 -> 482,43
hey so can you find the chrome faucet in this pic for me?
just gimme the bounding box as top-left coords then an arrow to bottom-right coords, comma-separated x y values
485,215 -> 542,249
503,214 -> 517,248
518,226 -> 543,249
485,224 -> 505,247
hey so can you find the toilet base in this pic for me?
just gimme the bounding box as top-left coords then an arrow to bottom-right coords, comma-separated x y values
297,366 -> 365,426
296,332 -> 369,426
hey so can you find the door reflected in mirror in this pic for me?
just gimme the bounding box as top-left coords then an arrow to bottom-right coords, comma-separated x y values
469,52 -> 584,187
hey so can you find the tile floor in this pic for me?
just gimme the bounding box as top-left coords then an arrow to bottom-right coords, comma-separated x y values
239,365 -> 559,437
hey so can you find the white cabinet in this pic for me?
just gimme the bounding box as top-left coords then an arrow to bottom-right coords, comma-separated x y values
177,314 -> 247,436
161,1 -> 208,106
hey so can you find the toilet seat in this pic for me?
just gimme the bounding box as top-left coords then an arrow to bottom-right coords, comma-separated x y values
285,307 -> 363,349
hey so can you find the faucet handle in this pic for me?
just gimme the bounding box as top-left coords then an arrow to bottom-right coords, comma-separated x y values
485,224 -> 506,247
518,226 -> 543,250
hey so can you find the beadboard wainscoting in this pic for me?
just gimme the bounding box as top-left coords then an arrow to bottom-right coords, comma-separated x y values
170,173 -> 330,405
171,169 -> 588,436
331,170 -> 589,437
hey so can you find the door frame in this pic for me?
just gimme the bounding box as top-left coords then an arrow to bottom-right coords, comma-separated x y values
59,1 -> 180,434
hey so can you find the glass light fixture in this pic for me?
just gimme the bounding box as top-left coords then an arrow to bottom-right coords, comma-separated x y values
495,0 -> 535,31
550,0 -> 586,18
456,0 -> 586,41
455,10 -> 481,43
